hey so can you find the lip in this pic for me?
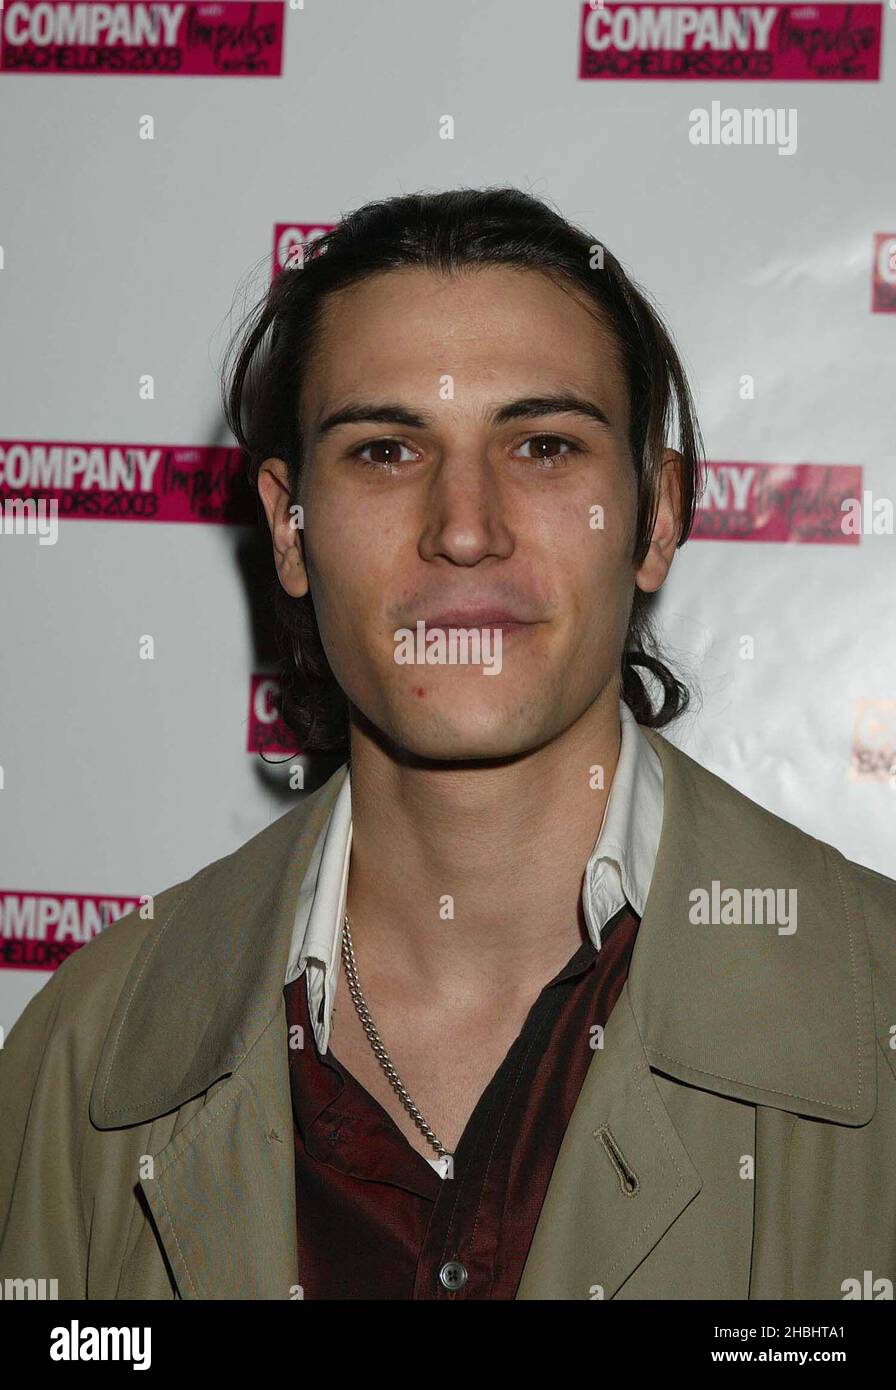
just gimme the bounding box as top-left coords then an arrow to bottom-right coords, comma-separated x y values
418,610 -> 537,631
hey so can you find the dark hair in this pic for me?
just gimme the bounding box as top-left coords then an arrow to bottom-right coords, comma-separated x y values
222,186 -> 705,759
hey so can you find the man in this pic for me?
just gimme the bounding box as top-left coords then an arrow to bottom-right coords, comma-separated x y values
1,188 -> 894,1301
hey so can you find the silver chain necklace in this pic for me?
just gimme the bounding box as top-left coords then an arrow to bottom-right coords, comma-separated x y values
340,912 -> 451,1160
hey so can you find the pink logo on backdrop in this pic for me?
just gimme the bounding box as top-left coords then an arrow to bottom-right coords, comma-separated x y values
871,233 -> 896,313
0,0 -> 284,76
693,462 -> 863,543
578,4 -> 882,80
248,674 -> 300,755
851,700 -> 896,783
272,223 -> 336,278
0,891 -> 142,971
0,441 -> 256,524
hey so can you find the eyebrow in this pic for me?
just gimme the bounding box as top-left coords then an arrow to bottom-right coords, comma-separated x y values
315,393 -> 614,439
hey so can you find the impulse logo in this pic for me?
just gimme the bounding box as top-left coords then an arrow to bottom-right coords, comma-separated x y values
0,440 -> 255,524
692,462 -> 863,543
0,0 -> 285,76
578,3 -> 883,81
0,891 -> 143,971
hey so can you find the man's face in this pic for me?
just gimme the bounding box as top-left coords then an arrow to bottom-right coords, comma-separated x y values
273,265 -> 651,761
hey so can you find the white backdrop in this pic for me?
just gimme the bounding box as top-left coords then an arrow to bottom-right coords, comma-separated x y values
1,0 -> 894,1035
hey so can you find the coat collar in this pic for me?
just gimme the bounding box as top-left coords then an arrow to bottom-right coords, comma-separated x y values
91,724 -> 877,1132
91,774 -> 342,1131
635,726 -> 876,1125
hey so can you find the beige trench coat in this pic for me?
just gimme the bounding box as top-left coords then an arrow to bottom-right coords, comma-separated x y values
1,727 -> 895,1300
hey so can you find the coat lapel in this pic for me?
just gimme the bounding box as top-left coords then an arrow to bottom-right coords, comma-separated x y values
138,1009 -> 299,1299
516,983 -> 702,1300
90,769 -> 348,1300
519,723 -> 878,1298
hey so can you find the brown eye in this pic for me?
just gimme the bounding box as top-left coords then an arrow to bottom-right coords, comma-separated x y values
351,438 -> 416,470
513,435 -> 580,466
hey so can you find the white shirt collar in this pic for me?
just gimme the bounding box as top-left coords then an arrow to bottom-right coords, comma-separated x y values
285,699 -> 663,1061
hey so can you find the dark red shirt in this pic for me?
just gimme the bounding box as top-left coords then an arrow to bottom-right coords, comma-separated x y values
283,903 -> 640,1300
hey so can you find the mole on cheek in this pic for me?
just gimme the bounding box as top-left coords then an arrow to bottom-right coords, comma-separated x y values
414,687 -> 425,699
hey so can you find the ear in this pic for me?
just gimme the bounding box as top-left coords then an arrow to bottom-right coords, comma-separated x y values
257,457 -> 310,599
634,449 -> 685,595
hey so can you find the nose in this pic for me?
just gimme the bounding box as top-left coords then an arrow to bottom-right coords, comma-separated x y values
417,450 -> 515,567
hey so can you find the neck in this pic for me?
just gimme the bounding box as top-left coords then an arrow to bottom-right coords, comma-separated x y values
343,685 -> 622,1006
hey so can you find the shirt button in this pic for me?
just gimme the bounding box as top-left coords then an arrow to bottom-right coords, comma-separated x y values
438,1260 -> 468,1292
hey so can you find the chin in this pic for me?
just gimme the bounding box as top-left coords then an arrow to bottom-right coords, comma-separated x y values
383,697 -> 555,766
396,731 -> 539,766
